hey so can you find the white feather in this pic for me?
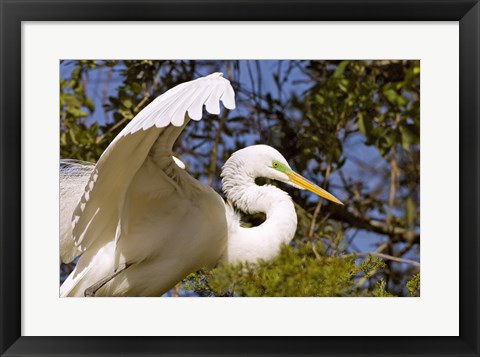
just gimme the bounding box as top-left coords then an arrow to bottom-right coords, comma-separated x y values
61,73 -> 235,296
60,160 -> 94,263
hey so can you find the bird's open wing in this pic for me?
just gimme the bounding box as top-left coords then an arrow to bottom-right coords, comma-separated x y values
71,72 -> 235,252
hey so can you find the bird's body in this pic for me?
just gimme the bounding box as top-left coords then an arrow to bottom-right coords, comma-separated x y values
61,158 -> 227,296
60,73 -> 342,297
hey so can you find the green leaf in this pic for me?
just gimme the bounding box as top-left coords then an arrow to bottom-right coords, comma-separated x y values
338,79 -> 349,93
333,61 -> 349,78
123,98 -> 133,109
399,123 -> 420,150
315,94 -> 325,105
60,132 -> 67,146
383,88 -> 408,107
131,82 -> 142,94
357,112 -> 373,137
68,129 -> 78,145
85,98 -> 95,112
385,131 -> 397,148
66,107 -> 88,118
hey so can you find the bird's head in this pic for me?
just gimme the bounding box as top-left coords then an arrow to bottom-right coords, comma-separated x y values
225,144 -> 343,205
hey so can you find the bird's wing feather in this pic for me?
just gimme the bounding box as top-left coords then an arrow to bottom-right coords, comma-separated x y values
60,159 -> 95,263
71,73 -> 235,252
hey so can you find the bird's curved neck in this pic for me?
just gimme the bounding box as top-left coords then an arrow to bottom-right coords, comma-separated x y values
221,157 -> 297,263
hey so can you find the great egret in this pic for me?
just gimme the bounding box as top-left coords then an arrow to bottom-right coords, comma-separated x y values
60,72 -> 342,297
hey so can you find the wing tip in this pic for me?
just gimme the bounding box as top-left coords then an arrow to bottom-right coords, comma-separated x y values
207,72 -> 224,78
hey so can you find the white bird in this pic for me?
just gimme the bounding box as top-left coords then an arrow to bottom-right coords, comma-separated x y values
60,72 -> 342,297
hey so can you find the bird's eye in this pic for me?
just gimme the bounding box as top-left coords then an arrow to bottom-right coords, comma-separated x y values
272,161 -> 279,168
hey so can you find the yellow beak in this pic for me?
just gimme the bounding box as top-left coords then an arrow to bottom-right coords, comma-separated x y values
285,170 -> 343,205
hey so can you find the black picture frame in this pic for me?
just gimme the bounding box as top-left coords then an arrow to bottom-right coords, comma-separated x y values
1,0 -> 478,356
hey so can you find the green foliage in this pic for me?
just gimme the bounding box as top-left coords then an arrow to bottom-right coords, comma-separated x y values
182,243 -> 417,297
372,280 -> 395,297
293,60 -> 420,165
406,273 -> 421,297
60,61 -> 100,162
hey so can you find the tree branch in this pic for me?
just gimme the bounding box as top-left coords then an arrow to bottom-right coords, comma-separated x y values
96,94 -> 150,144
346,251 -> 420,267
325,204 -> 419,244
295,202 -> 420,245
